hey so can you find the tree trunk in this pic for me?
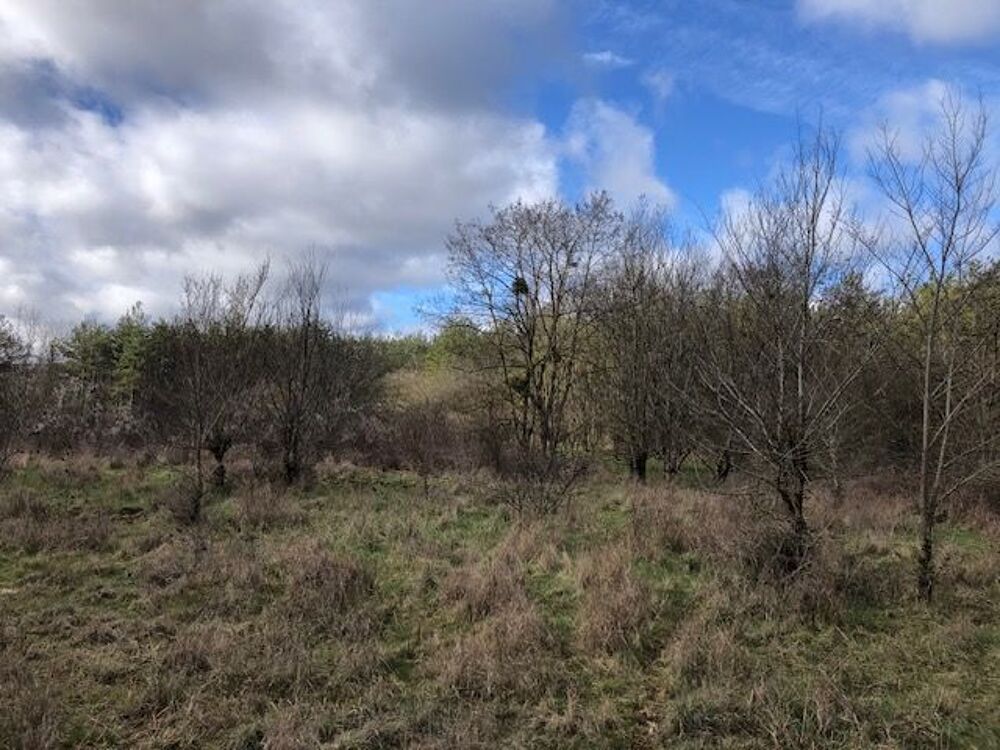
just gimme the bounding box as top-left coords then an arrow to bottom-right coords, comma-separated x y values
829,433 -> 844,504
212,461 -> 226,489
716,448 -> 732,483
629,451 -> 648,482
918,499 -> 935,602
778,479 -> 810,572
284,454 -> 300,485
191,443 -> 204,523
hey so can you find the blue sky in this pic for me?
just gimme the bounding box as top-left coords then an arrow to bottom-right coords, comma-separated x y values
561,0 -> 1000,224
0,0 -> 998,332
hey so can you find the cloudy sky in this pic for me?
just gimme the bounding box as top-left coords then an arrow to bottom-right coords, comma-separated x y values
1,0 -> 998,331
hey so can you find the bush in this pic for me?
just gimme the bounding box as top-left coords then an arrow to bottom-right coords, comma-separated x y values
490,452 -> 589,515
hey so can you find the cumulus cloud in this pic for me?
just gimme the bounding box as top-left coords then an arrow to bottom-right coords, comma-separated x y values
847,79 -> 952,162
564,99 -> 675,209
0,1 -> 562,326
847,79 -> 1000,167
798,0 -> 1000,44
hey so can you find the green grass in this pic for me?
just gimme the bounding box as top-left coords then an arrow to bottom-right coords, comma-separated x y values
1,458 -> 998,748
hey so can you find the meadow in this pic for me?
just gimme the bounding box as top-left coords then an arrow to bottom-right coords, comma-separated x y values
2,457 -> 997,749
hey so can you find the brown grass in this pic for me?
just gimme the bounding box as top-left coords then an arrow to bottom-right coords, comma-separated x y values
576,543 -> 655,655
433,594 -> 554,701
233,483 -> 303,532
0,652 -> 62,750
440,525 -> 546,621
278,539 -> 374,635
2,461 -> 997,748
0,488 -> 112,554
627,481 -> 915,624
261,705 -> 321,750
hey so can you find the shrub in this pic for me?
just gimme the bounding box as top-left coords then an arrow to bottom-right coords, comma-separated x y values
153,481 -> 203,526
490,453 -> 589,515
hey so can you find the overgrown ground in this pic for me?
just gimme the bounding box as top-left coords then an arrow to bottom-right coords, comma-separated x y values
1,458 -> 998,749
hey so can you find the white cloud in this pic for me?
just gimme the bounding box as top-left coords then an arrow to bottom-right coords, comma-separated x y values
719,188 -> 752,218
847,79 -> 951,162
642,68 -> 676,103
564,99 -> 675,209
0,1 -> 562,326
847,79 -> 1000,169
798,0 -> 1000,44
582,50 -> 634,69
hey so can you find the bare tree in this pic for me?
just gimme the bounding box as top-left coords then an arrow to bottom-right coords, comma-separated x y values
594,203 -> 700,481
697,126 -> 873,558
142,265 -> 268,521
445,193 -> 620,509
594,204 -> 667,480
260,260 -> 329,484
866,92 -> 1000,601
0,311 -> 52,476
0,316 -> 32,476
258,259 -> 384,484
395,396 -> 455,498
815,271 -> 888,500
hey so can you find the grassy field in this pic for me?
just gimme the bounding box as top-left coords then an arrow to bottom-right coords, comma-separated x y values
1,458 -> 998,749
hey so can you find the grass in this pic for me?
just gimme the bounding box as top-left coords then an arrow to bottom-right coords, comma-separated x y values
1,457 -> 998,748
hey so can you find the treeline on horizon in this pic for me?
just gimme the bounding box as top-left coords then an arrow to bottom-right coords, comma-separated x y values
1,94 -> 998,603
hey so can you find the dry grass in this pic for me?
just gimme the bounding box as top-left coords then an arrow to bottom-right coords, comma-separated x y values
261,705 -> 322,750
627,482 -> 912,623
440,525 -> 545,621
278,539 -> 374,635
576,543 -> 655,655
233,483 -> 303,532
0,652 -> 62,750
433,594 -> 554,701
0,487 -> 112,554
0,463 -> 997,748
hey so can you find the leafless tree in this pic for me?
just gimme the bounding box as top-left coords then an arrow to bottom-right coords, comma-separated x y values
260,260 -> 329,484
445,193 -> 620,510
594,204 -> 667,479
142,265 -> 268,521
0,315 -> 32,476
815,271 -> 887,499
594,203 -> 700,480
395,396 -> 456,498
0,310 -> 52,476
258,259 -> 384,484
865,91 -> 1000,601
697,126 -> 874,559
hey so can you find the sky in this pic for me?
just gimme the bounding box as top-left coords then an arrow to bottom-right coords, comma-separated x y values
1,0 -> 998,333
